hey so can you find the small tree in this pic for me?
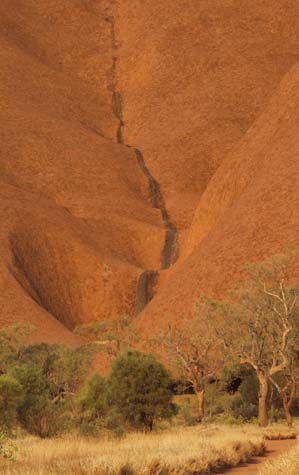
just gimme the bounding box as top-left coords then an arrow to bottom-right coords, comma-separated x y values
0,331 -> 92,438
10,363 -> 50,437
269,355 -> 298,426
0,375 -> 23,432
74,314 -> 139,357
7,343 -> 92,437
211,255 -> 299,427
108,350 -> 176,432
0,324 -> 35,375
19,343 -> 92,404
76,374 -> 109,435
153,308 -> 223,423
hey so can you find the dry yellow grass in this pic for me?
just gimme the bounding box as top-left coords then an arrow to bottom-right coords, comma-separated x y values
0,425 -> 267,475
262,427 -> 298,440
259,447 -> 299,475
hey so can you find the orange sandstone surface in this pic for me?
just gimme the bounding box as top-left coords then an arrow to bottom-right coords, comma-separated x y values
1,1 -> 299,347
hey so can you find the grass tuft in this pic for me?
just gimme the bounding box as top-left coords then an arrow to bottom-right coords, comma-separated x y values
0,425 -> 267,475
259,448 -> 299,475
263,427 -> 298,440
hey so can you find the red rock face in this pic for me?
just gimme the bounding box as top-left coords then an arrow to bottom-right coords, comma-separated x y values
1,1 -> 299,346
116,0 -> 299,227
0,0 -> 165,341
139,61 -> 299,336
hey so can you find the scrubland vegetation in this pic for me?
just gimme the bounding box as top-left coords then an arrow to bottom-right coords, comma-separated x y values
259,449 -> 299,475
0,425 -> 267,475
1,254 -> 299,474
260,447 -> 299,475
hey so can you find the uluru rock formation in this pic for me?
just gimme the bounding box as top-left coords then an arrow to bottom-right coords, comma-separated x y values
1,0 -> 299,343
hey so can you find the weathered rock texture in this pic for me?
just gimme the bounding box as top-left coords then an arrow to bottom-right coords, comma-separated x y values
139,61 -> 299,335
116,0 -> 299,227
0,0 -> 167,341
1,0 -> 299,345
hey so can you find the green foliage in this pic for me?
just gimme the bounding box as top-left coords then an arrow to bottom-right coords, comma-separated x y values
0,332 -> 93,438
224,366 -> 259,420
0,325 -> 34,374
204,381 -> 224,418
228,393 -> 258,420
225,414 -> 246,426
74,314 -> 140,356
203,365 -> 259,422
10,363 -> 50,437
178,398 -> 198,426
108,350 -> 177,431
0,375 -> 23,432
76,373 -> 110,436
14,343 -> 92,437
238,373 -> 259,407
18,343 -> 91,401
222,364 -> 259,406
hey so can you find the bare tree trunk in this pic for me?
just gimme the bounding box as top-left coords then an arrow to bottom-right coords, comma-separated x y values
269,385 -> 275,423
258,374 -> 269,427
196,389 -> 204,423
209,395 -> 213,419
282,396 -> 293,427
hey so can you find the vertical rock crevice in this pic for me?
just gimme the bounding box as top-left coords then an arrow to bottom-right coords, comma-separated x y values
106,9 -> 179,313
105,11 -> 124,144
134,149 -> 179,270
134,270 -> 159,315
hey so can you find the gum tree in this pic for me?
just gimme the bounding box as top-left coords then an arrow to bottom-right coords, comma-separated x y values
154,308 -> 223,423
211,254 -> 299,427
269,352 -> 299,426
74,314 -> 139,357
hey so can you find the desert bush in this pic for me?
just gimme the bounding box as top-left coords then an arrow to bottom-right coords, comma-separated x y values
108,350 -> 177,431
0,325 -> 34,375
228,393 -> 258,420
0,375 -> 23,432
259,448 -> 299,474
0,432 -> 17,461
77,373 -> 111,436
178,398 -> 198,426
18,343 -> 92,400
0,339 -> 92,438
263,427 -> 298,440
10,363 -> 51,437
74,314 -> 140,357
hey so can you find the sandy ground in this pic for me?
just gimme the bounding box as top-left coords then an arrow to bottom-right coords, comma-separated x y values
221,439 -> 298,474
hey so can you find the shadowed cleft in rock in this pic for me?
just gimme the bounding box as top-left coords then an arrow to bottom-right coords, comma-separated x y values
106,10 -> 179,312
134,270 -> 159,315
106,12 -> 124,144
134,148 -> 179,269
133,149 -> 179,313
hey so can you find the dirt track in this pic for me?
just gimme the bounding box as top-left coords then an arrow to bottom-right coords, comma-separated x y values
221,439 -> 297,474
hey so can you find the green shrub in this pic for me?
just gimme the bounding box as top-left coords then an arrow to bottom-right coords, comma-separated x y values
0,329 -> 94,438
4,343 -> 92,437
229,393 -> 258,420
0,375 -> 23,432
19,343 -> 92,400
10,364 -> 50,437
177,398 -> 198,426
226,415 -> 246,425
108,350 -> 177,432
77,373 -> 110,437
